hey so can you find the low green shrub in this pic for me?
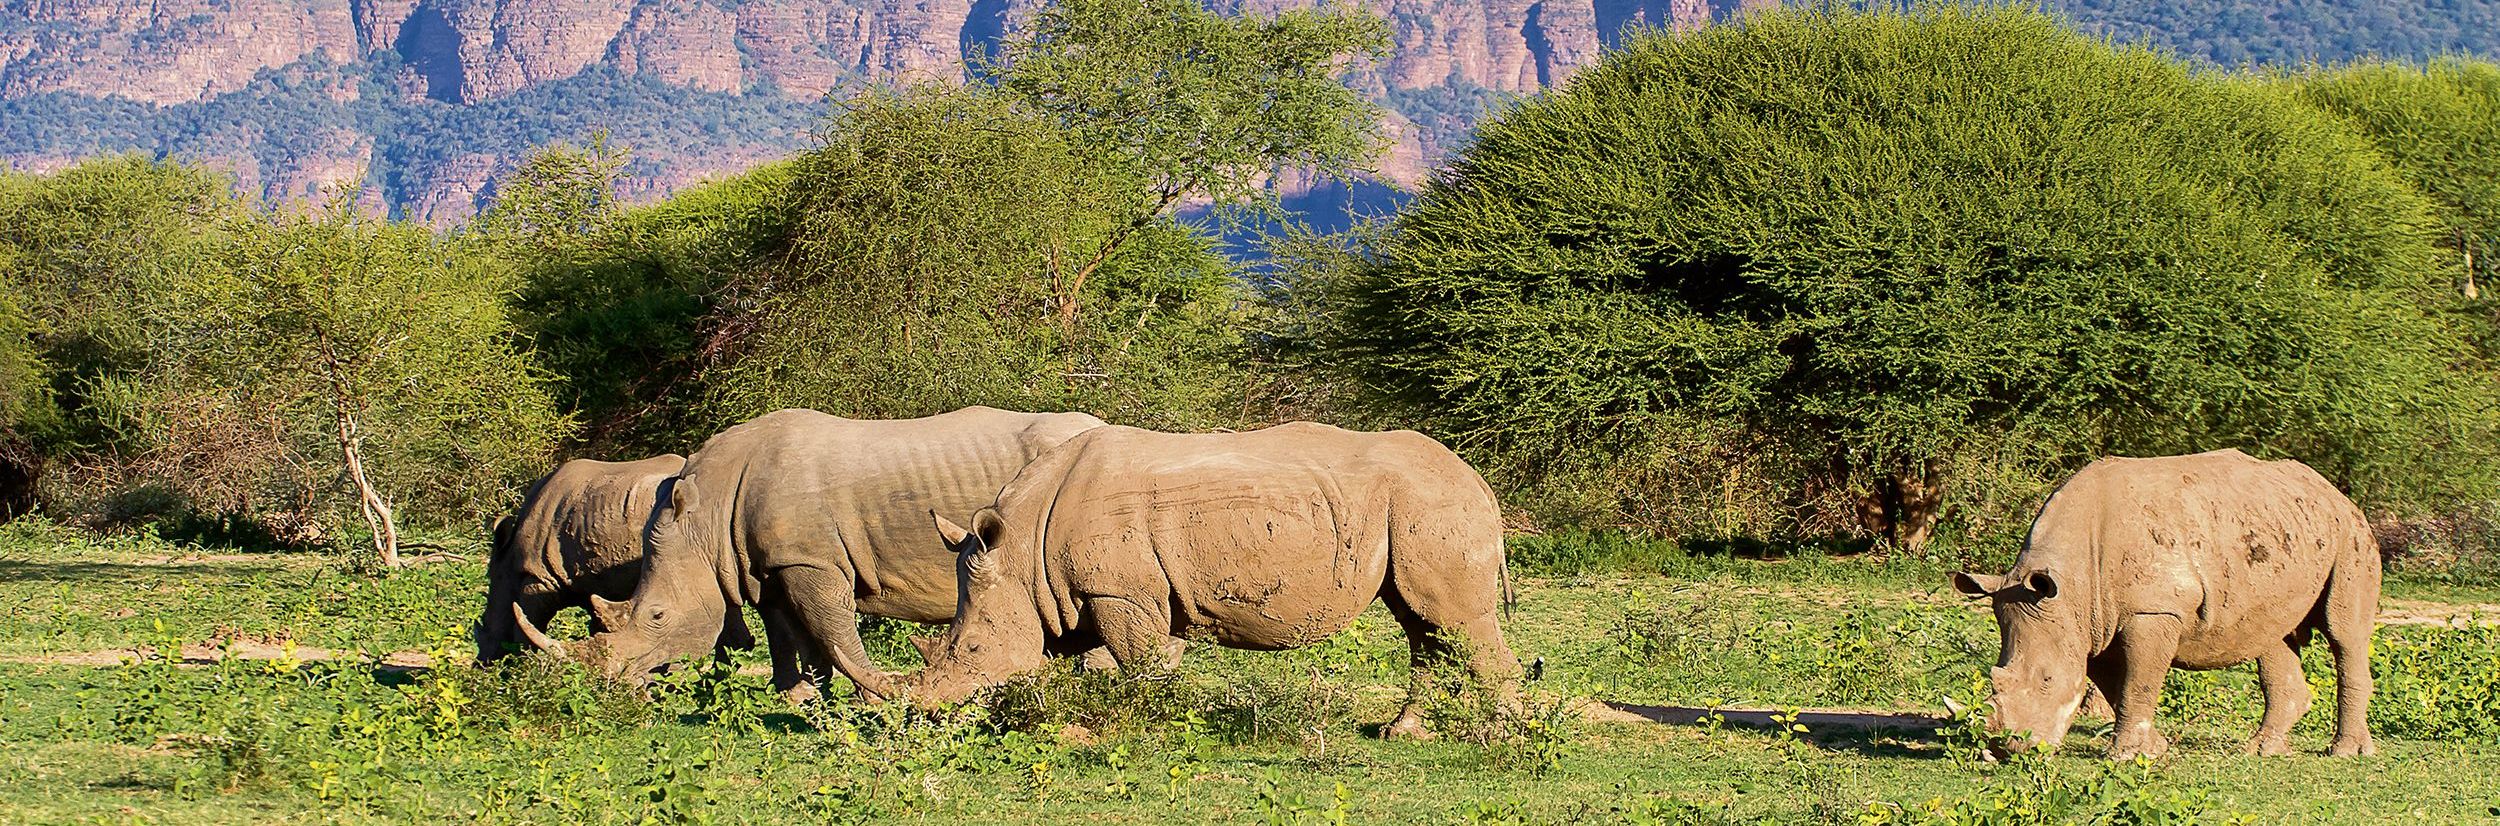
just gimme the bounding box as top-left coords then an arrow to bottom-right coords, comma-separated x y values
2368,621 -> 2500,741
1859,758 -> 2256,825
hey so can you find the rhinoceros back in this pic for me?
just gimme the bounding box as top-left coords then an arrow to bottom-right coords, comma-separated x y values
510,455 -> 686,590
1007,423 -> 1503,648
2023,449 -> 2368,664
685,407 -> 1106,618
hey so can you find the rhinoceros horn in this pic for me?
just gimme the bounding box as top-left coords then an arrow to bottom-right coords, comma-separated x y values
1941,695 -> 1969,718
511,603 -> 569,657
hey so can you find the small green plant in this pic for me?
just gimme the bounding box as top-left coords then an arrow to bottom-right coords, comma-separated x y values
1858,757 -> 2257,825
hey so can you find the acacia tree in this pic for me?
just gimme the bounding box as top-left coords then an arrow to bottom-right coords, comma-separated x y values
2294,59 -> 2500,300
683,0 -> 1392,434
985,0 -> 1391,335
1303,6 -> 2494,549
155,202 -> 569,565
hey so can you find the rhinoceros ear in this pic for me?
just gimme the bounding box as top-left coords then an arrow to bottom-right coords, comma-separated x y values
1950,572 -> 2006,599
2023,570 -> 2060,600
933,511 -> 973,550
664,477 -> 693,516
971,507 -> 1005,551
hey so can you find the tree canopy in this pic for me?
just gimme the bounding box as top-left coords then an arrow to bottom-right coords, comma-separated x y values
2291,59 -> 2500,298
1300,5 -> 2494,546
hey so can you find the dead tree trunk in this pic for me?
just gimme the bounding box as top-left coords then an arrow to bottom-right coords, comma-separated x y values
336,408 -> 400,568
319,336 -> 399,568
1855,460 -> 1948,553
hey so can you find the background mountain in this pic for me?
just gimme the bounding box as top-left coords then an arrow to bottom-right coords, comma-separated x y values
5,0 -> 2497,225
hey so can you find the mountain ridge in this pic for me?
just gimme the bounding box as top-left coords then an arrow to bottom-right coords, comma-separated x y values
5,0 -> 2497,224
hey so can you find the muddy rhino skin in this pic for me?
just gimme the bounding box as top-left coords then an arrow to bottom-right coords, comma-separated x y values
578,407 -> 1105,700
905,423 -> 1521,739
1951,449 -> 2378,760
477,455 -> 754,663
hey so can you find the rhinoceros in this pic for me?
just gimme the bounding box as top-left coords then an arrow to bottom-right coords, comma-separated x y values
903,423 -> 1521,739
556,407 -> 1106,701
1949,449 -> 2379,760
476,455 -> 758,664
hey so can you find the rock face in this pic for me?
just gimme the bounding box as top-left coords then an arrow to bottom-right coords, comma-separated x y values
0,0 -> 1785,220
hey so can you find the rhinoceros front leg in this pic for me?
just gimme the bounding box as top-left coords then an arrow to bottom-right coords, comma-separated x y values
713,608 -> 757,658
776,566 -> 898,702
1087,596 -> 1180,674
2108,613 -> 2181,761
2247,640 -> 2312,756
759,598 -> 822,705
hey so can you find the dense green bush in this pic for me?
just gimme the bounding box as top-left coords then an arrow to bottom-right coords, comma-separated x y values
700,87 -> 1248,433
0,159 -> 567,550
1296,5 -> 2493,545
145,202 -> 570,556
2292,59 -> 2500,301
477,140 -> 796,451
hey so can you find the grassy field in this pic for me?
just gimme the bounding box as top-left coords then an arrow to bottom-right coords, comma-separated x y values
2,520 -> 2496,824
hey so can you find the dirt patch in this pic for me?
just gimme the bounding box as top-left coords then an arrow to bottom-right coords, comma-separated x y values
2377,599 -> 2500,627
0,642 -> 433,670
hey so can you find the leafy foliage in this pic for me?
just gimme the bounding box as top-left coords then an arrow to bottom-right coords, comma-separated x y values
144,201 -> 569,546
2291,59 -> 2500,297
698,87 -> 1246,432
1296,5 -> 2495,539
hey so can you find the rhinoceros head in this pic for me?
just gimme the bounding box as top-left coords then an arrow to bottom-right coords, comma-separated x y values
476,512 -> 563,664
904,508 -> 1050,707
576,476 -> 731,681
1952,568 -> 2091,756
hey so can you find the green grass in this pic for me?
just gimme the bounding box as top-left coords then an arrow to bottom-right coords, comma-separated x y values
1,525 -> 2496,823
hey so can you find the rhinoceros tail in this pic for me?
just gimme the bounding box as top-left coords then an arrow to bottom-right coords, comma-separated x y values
1499,555 -> 1517,617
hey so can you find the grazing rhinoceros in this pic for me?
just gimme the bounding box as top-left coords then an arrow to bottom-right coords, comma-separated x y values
1950,449 -> 2379,760
902,423 -> 1521,739
552,407 -> 1105,701
477,455 -> 756,664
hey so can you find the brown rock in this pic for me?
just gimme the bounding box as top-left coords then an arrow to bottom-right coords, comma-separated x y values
610,0 -> 743,93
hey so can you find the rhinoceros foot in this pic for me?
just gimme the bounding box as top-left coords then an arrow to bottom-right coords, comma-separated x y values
2107,725 -> 2169,762
2329,733 -> 2376,757
1379,711 -> 1434,741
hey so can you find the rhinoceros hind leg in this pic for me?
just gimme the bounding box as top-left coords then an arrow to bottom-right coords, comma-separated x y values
2322,552 -> 2379,757
2107,613 -> 2180,762
2247,640 -> 2311,756
1379,590 -> 1520,741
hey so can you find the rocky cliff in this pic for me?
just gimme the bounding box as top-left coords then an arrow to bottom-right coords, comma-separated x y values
1,0 -> 1794,222
10,1 -> 2482,223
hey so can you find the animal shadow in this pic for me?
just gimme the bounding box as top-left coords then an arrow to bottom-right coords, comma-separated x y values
1598,702 -> 1950,758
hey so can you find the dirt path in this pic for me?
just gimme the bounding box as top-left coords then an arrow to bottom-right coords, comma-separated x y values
0,641 -> 435,670
2377,599 -> 2500,627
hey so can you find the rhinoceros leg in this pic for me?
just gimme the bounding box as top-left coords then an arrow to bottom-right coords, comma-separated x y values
1379,592 -> 1521,741
2321,555 -> 2379,757
760,598 -> 821,705
1087,596 -> 1180,673
2247,640 -> 2312,756
713,608 -> 758,658
775,566 -> 898,702
2107,613 -> 2181,761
